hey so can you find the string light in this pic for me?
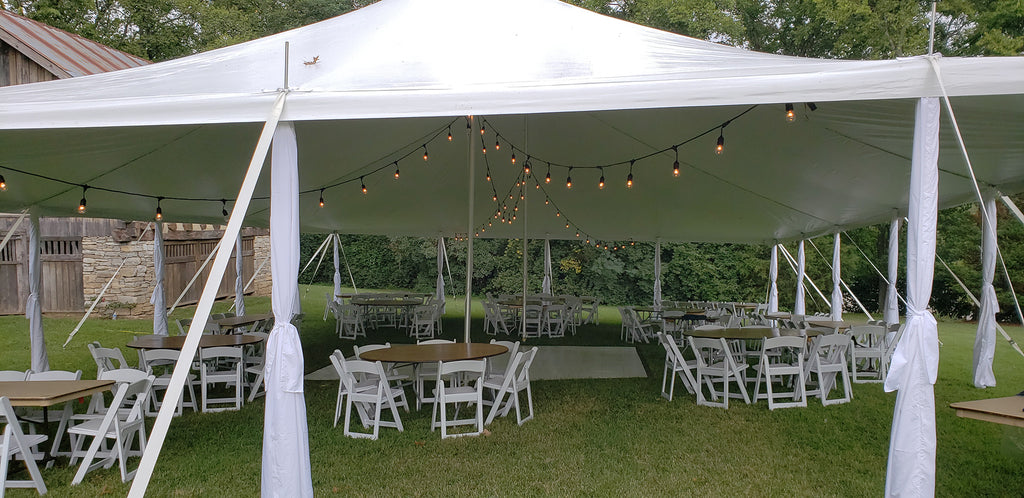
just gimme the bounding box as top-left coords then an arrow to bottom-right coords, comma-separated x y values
422,145 -> 429,161
565,222 -> 570,229
545,163 -> 551,183
221,200 -> 229,217
0,174 -> 6,191
394,162 -> 400,179
480,123 -> 486,135
319,189 -> 325,208
807,102 -> 817,111
492,194 -> 498,202
486,172 -> 491,181
448,126 -> 453,142
672,146 -> 680,177
511,152 -> 516,164
716,127 -> 725,155
524,159 -> 531,176
482,143 -> 487,154
77,186 -> 88,214
626,160 -> 634,188
495,137 -> 500,151
785,103 -> 795,122
566,168 -> 573,189
155,197 -> 163,221
598,168 -> 605,189
360,177 -> 367,194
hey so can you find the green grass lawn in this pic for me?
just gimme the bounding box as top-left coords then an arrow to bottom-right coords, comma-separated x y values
2,284 -> 1023,497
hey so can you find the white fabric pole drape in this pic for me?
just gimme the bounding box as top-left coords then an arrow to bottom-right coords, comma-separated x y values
151,221 -> 168,336
794,240 -> 806,315
235,234 -> 246,317
884,97 -> 940,498
885,215 -> 901,326
653,240 -> 662,308
332,234 -> 342,298
261,121 -> 313,497
973,194 -> 998,388
831,233 -> 843,321
27,213 -> 48,372
542,238 -> 552,295
436,236 -> 446,306
768,244 -> 779,313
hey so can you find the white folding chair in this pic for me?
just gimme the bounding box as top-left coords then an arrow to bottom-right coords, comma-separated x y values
244,332 -> 270,402
329,351 -> 369,428
431,359 -> 486,438
139,348 -> 198,416
848,324 -> 888,383
0,371 -> 29,381
805,334 -> 853,405
483,301 -> 512,335
486,340 -> 520,378
199,346 -> 244,412
69,376 -> 154,484
88,342 -> 134,376
483,347 -> 537,426
339,360 -> 404,440
522,305 -> 544,338
689,336 -> 750,408
1,396 -> 48,496
543,304 -> 567,338
580,296 -> 600,325
414,339 -> 454,410
22,369 -> 81,459
752,336 -> 807,410
353,344 -> 410,410
409,305 -> 438,340
331,302 -> 365,340
657,333 -> 698,401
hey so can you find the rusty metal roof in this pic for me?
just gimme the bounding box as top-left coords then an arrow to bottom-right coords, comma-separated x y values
0,10 -> 149,78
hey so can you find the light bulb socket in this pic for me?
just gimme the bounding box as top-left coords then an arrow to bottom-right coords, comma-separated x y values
716,133 -> 725,154
0,174 -> 6,191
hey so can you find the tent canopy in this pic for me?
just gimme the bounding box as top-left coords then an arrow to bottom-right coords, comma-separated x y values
0,0 -> 1022,243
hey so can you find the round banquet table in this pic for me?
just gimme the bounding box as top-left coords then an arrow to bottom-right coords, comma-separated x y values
126,334 -> 264,350
358,343 -> 508,364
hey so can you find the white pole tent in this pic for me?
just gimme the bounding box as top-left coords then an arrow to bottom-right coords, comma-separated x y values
0,0 -> 1020,495
152,221 -> 168,336
973,194 -> 998,388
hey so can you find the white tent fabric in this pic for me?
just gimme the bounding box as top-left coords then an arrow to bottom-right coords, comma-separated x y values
794,240 -> 806,315
972,194 -> 998,388
542,238 -> 552,295
653,240 -> 662,308
151,221 -> 168,336
332,234 -> 342,298
831,233 -> 843,321
435,236 -> 446,306
27,213 -> 48,372
235,235 -> 246,316
0,0 -> 1022,244
261,122 -> 313,497
768,245 -> 779,313
885,215 -> 901,327
885,97 -> 940,497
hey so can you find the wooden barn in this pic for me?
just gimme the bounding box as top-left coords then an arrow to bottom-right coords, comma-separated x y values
0,11 -> 271,317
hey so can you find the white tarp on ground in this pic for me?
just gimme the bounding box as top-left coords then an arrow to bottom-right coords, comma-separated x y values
0,0 -> 1022,244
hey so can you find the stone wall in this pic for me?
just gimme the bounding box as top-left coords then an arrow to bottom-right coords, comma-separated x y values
81,233 -> 273,319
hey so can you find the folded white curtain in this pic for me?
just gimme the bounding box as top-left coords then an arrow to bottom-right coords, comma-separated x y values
27,213 -> 48,372
768,244 -> 779,313
830,233 -> 842,321
884,215 -> 900,326
972,194 -> 998,388
235,234 -> 246,316
151,221 -> 168,335
794,240 -> 806,315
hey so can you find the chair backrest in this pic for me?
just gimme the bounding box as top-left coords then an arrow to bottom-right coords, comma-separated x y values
0,370 -> 29,381
418,339 -> 454,345
488,340 -> 520,374
658,333 -> 686,365
26,369 -> 81,381
688,336 -> 727,368
88,342 -> 131,375
200,346 -> 243,364
438,359 -> 486,386
338,359 -> 385,394
811,334 -> 851,365
329,350 -> 346,377
106,376 -> 154,427
761,336 -> 806,361
100,368 -> 150,385
139,348 -> 182,373
513,347 -> 538,386
353,343 -> 391,359
849,324 -> 886,349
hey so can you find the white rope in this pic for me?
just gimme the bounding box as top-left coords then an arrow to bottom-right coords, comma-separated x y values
842,230 -> 909,307
778,243 -> 829,308
997,247 -> 1024,329
807,237 -> 874,319
63,223 -> 153,348
337,234 -> 358,294
937,254 -> 1024,360
245,252 -> 271,292
301,233 -> 331,275
167,238 -> 222,315
302,233 -> 332,298
0,209 -> 29,255
1001,195 -> 1024,226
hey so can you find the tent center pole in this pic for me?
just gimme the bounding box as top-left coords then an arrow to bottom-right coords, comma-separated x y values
463,117 -> 476,343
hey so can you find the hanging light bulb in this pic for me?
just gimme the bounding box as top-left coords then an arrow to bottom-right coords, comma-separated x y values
394,162 -> 400,179
448,126 -> 453,142
626,160 -> 634,189
77,186 -> 88,214
422,145 -> 429,161
360,177 -> 367,194
785,103 -> 795,122
544,199 -> 549,205
565,222 -> 570,229
155,198 -> 163,221
480,123 -> 486,135
672,146 -> 680,177
545,164 -> 551,184
486,172 -> 491,182
556,211 -> 561,217
319,189 -> 325,208
495,137 -> 500,151
221,199 -> 229,218
511,152 -> 516,164
0,174 -> 6,191
716,128 -> 725,155
598,168 -> 605,189
482,143 -> 487,154
566,168 -> 573,189
524,159 -> 531,176
492,194 -> 498,202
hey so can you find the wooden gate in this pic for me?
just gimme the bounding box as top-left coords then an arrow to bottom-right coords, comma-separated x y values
40,238 -> 84,312
0,237 -> 23,314
164,237 -> 254,307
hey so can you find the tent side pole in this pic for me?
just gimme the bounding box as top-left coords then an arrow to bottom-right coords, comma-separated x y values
128,92 -> 287,498
463,117 -> 476,344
